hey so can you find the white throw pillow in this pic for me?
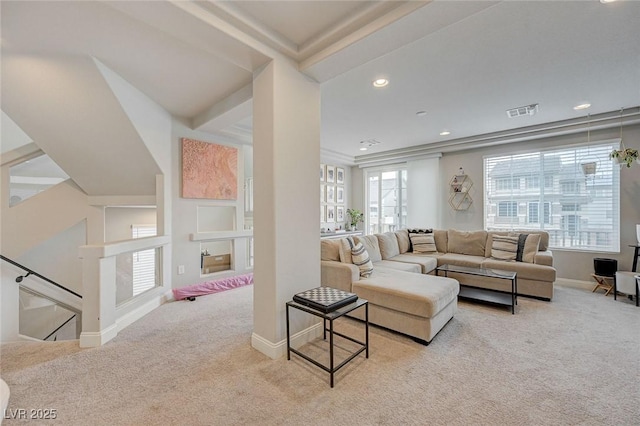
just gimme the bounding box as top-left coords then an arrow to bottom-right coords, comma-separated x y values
410,233 -> 437,253
491,235 -> 518,261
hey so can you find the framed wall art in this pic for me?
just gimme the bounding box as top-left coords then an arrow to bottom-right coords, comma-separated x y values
182,138 -> 237,200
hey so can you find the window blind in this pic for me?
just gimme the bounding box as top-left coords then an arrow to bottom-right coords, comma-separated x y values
484,142 -> 620,252
131,224 -> 158,296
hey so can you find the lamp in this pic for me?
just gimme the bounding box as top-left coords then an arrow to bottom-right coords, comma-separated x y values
609,108 -> 639,168
15,271 -> 31,283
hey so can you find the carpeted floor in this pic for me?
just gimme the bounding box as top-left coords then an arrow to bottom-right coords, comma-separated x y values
1,284 -> 639,425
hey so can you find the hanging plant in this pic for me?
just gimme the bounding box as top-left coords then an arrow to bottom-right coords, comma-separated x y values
609,147 -> 638,168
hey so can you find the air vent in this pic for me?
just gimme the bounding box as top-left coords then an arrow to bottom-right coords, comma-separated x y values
506,103 -> 538,118
360,139 -> 382,147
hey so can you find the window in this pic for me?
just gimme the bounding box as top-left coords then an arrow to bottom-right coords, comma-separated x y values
495,177 -> 519,191
365,168 -> 407,234
484,142 -> 620,252
525,176 -> 539,189
498,201 -> 518,217
528,202 -> 551,224
131,225 -> 158,297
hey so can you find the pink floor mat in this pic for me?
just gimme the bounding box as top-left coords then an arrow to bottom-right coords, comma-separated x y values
172,273 -> 253,300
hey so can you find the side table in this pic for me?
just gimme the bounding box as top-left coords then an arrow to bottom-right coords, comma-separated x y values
286,298 -> 368,387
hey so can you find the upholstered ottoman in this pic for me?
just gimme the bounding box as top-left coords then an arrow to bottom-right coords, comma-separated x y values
615,271 -> 639,306
348,267 -> 459,344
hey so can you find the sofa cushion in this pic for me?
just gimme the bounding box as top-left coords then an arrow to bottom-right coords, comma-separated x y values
355,235 -> 382,263
436,253 -> 485,268
321,239 -> 341,261
394,229 -> 411,254
486,230 -> 550,254
490,235 -> 519,261
352,268 -> 459,319
509,233 -> 541,263
387,254 -> 438,274
481,259 -> 556,282
447,229 -> 487,256
377,232 -> 401,259
410,233 -> 437,253
433,230 -> 448,253
351,240 -> 374,278
375,260 -> 421,273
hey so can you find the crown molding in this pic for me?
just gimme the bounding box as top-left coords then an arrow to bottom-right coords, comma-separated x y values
354,107 -> 640,167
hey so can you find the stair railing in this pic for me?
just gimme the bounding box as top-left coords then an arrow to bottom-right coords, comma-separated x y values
1,255 -> 82,299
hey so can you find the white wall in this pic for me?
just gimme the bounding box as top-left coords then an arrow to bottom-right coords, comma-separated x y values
171,119 -> 252,289
105,207 -> 157,242
406,156 -> 441,228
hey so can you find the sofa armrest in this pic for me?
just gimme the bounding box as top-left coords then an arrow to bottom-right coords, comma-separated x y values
534,250 -> 553,267
321,261 -> 359,292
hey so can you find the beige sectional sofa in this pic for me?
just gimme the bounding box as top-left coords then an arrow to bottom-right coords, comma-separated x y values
321,234 -> 459,344
320,228 -> 556,342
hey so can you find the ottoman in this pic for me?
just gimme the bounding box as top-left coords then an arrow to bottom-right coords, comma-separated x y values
615,271 -> 639,306
348,267 -> 459,344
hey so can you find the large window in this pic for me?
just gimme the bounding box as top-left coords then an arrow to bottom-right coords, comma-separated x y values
365,168 -> 407,234
484,142 -> 620,252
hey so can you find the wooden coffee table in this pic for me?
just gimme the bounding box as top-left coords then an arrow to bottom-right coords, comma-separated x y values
436,264 -> 518,314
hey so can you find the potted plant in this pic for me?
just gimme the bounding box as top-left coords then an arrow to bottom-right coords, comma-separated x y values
610,147 -> 639,168
346,208 -> 364,231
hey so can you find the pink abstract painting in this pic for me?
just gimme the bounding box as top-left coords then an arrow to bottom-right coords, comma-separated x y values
182,138 -> 237,200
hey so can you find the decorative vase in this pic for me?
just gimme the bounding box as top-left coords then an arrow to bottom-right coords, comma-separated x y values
636,224 -> 640,245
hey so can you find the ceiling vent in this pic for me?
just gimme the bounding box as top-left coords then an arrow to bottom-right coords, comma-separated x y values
360,139 -> 382,147
506,103 -> 539,118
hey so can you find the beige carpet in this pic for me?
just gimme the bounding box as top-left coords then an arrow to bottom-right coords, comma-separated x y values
1,284 -> 639,425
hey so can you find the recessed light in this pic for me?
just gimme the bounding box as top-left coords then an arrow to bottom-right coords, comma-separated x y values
372,78 -> 388,88
573,103 -> 591,110
600,0 -> 616,3
416,111 -> 427,117
360,147 -> 368,151
440,131 -> 451,136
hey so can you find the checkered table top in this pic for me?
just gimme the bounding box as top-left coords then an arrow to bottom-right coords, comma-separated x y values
293,287 -> 358,313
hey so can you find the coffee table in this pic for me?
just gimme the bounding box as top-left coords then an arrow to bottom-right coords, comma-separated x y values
436,264 -> 517,314
286,295 -> 368,387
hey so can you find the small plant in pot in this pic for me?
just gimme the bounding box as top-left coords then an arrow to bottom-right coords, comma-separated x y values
610,147 -> 639,168
346,208 -> 364,231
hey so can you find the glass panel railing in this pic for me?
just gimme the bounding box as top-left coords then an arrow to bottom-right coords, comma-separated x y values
116,247 -> 161,306
18,287 -> 80,341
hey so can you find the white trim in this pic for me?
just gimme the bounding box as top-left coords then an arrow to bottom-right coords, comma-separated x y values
79,323 -> 118,348
251,322 -> 323,359
116,290 -> 172,333
190,230 -> 253,241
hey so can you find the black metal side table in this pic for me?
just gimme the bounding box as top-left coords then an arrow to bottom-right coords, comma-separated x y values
286,298 -> 368,388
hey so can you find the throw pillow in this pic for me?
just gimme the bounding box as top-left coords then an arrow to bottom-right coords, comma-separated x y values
490,235 -> 519,261
410,233 -> 437,253
509,233 -> 541,263
338,237 -> 353,264
346,237 -> 373,277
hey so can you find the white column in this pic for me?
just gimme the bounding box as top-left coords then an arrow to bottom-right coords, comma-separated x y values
251,58 -> 321,358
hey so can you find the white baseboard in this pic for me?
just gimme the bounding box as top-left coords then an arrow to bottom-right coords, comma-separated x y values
555,278 -> 593,291
116,290 -> 172,333
251,322 -> 323,359
79,323 -> 118,348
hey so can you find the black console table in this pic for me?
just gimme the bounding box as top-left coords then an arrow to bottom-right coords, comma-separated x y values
286,297 -> 368,387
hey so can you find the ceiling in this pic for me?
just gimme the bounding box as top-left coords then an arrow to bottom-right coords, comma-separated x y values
2,1 -> 640,164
